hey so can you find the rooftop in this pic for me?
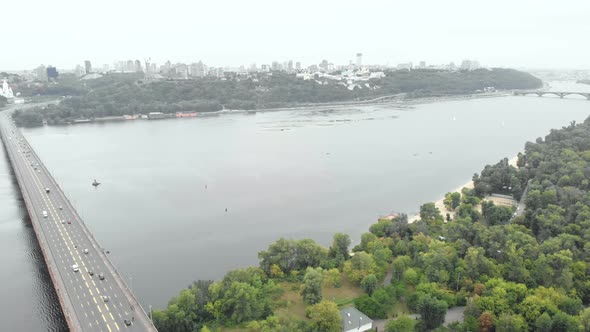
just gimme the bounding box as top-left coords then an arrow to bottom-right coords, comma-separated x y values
341,307 -> 372,331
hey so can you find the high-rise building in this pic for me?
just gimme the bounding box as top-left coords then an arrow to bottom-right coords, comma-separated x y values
35,65 -> 47,81
46,66 -> 59,80
75,65 -> 85,77
135,60 -> 142,72
295,62 -> 301,70
271,61 -> 280,71
356,53 -> 363,67
419,61 -> 426,68
319,59 -> 329,71
288,60 -> 293,71
84,60 -> 92,74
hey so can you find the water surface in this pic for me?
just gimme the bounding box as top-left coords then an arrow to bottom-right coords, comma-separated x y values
1,89 -> 589,329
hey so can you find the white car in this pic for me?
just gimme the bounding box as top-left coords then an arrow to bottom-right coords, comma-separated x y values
42,211 -> 48,218
59,206 -> 63,210
72,264 -> 79,272
84,249 -> 89,254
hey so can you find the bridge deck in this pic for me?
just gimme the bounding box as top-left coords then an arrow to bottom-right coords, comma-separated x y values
0,111 -> 156,332
513,90 -> 590,99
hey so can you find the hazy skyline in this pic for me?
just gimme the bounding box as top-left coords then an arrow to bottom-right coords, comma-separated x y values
3,0 -> 590,70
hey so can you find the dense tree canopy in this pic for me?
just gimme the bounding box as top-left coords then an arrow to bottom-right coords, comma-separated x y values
11,68 -> 541,126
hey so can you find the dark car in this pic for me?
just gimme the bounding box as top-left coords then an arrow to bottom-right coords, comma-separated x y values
88,271 -> 94,276
124,319 -> 132,326
98,274 -> 105,280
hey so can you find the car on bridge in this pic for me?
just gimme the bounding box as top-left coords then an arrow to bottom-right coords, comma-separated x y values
98,274 -> 105,280
45,188 -> 50,193
84,249 -> 89,254
72,264 -> 79,272
42,211 -> 48,218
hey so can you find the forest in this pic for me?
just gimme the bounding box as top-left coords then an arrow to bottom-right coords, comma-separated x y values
150,122 -> 590,331
11,68 -> 541,126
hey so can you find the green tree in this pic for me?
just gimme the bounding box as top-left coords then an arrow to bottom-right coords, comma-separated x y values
258,238 -> 328,275
360,274 -> 378,295
534,312 -> 552,332
403,268 -> 420,286
301,267 -> 324,305
207,281 -> 268,325
580,307 -> 590,332
392,255 -> 412,281
416,294 -> 447,330
385,315 -> 417,332
420,202 -> 442,221
307,301 -> 342,332
353,294 -> 387,319
323,268 -> 342,288
495,313 -> 527,332
552,311 -> 581,332
444,192 -> 462,210
343,252 -> 377,284
329,233 -> 351,265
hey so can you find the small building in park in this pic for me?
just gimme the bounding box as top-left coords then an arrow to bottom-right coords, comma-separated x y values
341,307 -> 373,332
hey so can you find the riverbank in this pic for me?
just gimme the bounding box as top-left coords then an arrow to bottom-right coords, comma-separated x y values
11,91 -> 512,127
235,91 -> 512,114
408,156 -> 518,223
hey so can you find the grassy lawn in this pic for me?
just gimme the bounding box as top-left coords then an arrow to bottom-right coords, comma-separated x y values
274,274 -> 364,321
211,274 -> 365,331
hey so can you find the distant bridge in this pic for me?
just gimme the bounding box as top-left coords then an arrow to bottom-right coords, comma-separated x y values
513,91 -> 590,100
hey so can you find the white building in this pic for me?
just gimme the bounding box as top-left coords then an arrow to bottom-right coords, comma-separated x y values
341,307 -> 373,332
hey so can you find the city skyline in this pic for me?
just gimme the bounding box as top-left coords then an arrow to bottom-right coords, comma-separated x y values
3,0 -> 590,70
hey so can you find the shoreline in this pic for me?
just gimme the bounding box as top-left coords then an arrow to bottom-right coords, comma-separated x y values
231,91 -> 512,114
408,156 -> 518,223
16,91 -> 512,127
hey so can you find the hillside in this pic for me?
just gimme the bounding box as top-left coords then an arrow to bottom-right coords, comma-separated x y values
12,68 -> 541,126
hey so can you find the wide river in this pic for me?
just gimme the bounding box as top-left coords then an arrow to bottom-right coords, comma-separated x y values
1,82 -> 589,331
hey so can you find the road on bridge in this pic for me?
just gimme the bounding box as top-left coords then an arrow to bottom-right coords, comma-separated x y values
0,111 -> 156,332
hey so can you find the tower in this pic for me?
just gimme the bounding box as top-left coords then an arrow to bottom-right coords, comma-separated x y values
356,53 -> 362,68
84,60 -> 92,74
144,58 -> 154,80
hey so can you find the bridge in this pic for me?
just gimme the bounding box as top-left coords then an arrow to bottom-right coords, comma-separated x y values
0,109 -> 157,331
513,90 -> 590,100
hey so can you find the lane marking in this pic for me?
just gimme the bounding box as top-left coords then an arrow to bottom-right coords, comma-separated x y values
12,131 -> 124,329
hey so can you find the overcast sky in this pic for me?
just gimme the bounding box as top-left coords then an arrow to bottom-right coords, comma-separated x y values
3,0 -> 590,70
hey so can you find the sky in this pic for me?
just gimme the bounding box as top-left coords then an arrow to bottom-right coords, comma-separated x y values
3,0 -> 590,70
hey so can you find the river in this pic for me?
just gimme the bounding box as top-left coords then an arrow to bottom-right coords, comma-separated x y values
1,82 -> 589,330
